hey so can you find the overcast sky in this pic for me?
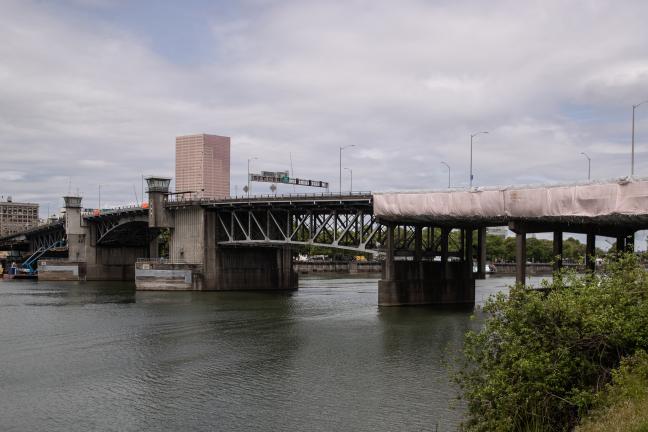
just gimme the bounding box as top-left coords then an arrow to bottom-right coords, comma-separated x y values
2,0 -> 648,215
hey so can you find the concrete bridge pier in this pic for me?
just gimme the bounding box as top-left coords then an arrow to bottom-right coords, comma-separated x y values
136,181 -> 297,291
553,231 -> 563,272
378,223 -> 475,307
510,221 -> 638,286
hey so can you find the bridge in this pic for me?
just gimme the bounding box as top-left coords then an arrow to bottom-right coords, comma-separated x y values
2,177 -> 647,306
0,199 -> 154,280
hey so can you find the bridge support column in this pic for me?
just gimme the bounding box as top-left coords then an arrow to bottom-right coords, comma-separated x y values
440,227 -> 449,280
626,232 -> 635,252
149,237 -> 159,259
378,225 -> 474,307
465,227 -> 474,277
516,232 -> 526,285
475,227 -> 486,279
585,233 -> 596,272
617,232 -> 635,253
553,231 -> 563,272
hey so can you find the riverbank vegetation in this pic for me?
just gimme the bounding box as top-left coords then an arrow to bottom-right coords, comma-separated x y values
576,350 -> 648,432
457,253 -> 648,431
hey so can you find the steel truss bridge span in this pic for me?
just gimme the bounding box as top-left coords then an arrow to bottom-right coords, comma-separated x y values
195,194 -> 386,254
169,193 -> 477,257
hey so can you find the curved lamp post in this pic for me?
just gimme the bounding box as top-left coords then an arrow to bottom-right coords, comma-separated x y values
470,131 -> 488,188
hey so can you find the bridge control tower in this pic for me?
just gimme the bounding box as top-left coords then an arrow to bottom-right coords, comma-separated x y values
63,196 -> 84,261
146,177 -> 173,229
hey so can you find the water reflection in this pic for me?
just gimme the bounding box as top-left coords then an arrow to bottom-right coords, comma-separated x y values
0,275 -> 529,431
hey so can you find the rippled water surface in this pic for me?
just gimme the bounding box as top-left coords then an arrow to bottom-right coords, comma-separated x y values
0,275 -> 544,431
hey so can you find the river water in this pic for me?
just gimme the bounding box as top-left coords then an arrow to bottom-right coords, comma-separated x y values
0,275 -> 548,431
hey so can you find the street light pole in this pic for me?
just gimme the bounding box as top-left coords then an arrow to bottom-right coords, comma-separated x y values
470,131 -> 488,188
344,167 -> 353,193
580,152 -> 591,181
247,157 -> 258,198
339,145 -> 355,193
632,100 -> 648,177
441,161 -> 450,188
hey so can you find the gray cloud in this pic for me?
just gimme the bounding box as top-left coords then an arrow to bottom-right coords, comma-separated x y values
1,0 -> 648,217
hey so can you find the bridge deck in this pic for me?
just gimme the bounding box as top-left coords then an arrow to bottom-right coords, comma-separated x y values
166,192 -> 373,209
374,178 -> 648,232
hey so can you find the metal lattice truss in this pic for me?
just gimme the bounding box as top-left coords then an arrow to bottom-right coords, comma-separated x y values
0,221 -> 66,252
390,226 -> 468,258
216,208 -> 387,254
32,227 -> 67,251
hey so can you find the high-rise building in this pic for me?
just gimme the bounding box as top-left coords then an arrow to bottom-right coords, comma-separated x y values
0,198 -> 39,237
175,134 -> 230,199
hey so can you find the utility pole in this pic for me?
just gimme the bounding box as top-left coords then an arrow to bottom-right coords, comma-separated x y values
470,131 -> 488,188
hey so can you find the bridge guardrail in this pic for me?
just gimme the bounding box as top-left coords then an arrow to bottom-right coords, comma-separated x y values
82,205 -> 147,217
166,191 -> 373,205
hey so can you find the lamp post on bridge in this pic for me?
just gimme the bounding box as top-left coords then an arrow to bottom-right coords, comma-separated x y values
470,131 -> 488,188
339,145 -> 355,194
632,100 -> 648,177
247,157 -> 258,198
441,161 -> 450,188
580,152 -> 591,181
344,167 -> 353,193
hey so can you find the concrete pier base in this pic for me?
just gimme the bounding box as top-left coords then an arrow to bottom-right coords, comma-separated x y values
38,260 -> 86,281
135,247 -> 298,291
135,261 -> 203,290
214,247 -> 298,291
378,261 -> 474,306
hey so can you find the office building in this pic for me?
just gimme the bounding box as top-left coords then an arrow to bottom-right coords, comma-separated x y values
0,198 -> 39,237
176,134 -> 230,199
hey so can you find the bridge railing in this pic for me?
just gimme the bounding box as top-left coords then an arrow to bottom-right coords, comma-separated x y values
82,205 -> 146,217
166,191 -> 373,205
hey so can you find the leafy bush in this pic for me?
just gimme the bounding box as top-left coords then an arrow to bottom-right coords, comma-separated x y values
458,254 -> 648,431
576,350 -> 648,432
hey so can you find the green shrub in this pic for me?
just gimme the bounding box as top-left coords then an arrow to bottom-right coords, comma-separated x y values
576,350 -> 648,432
457,254 -> 648,431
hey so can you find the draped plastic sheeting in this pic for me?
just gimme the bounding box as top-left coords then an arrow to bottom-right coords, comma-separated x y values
373,179 -> 648,223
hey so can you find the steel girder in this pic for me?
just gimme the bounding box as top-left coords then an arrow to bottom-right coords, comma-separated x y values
215,208 -> 387,254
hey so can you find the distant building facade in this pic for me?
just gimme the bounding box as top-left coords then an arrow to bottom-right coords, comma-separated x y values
176,134 -> 230,199
0,199 -> 39,237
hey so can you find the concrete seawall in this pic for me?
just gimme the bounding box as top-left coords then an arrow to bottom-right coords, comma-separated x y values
293,261 -> 578,276
294,261 -> 382,274
492,263 -> 580,275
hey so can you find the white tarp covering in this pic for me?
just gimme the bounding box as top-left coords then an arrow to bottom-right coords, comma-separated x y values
373,179 -> 648,223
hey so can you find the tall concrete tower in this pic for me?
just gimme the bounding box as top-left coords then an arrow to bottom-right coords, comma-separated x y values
175,134 -> 230,199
